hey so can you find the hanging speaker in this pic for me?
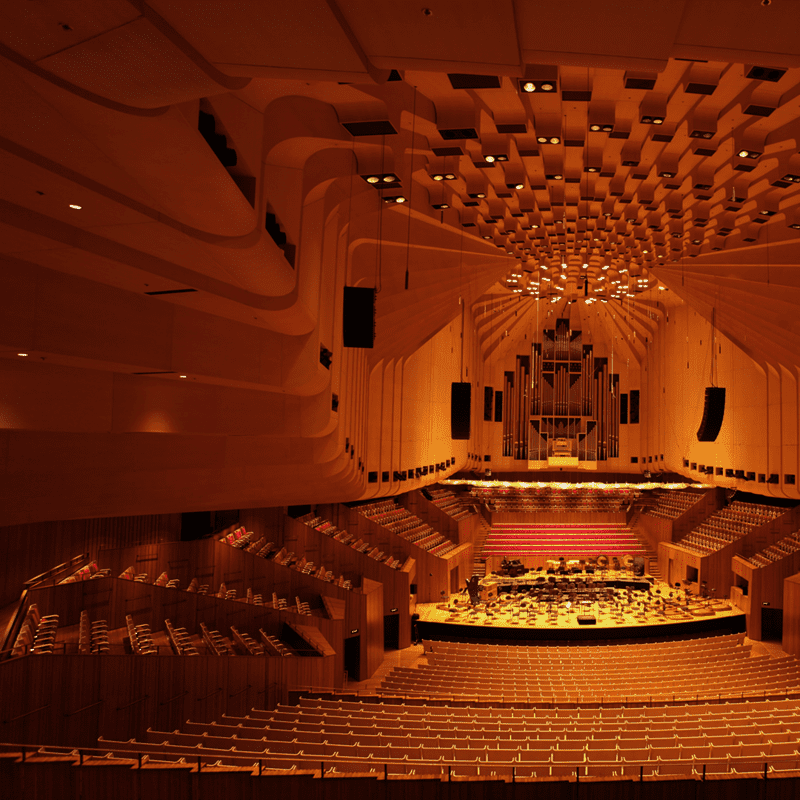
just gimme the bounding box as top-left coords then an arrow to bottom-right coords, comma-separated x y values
697,387 -> 726,441
342,287 -> 375,348
451,382 -> 471,440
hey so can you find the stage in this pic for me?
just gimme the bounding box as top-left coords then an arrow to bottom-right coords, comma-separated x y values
415,576 -> 746,641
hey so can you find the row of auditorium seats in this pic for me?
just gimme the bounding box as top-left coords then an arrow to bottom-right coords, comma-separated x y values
746,528 -> 800,567
372,636 -> 800,703
59,561 -> 111,584
357,500 -> 459,556
222,527 -> 355,587
427,488 -> 476,521
304,516 -> 402,571
10,604 -> 59,657
645,490 -> 703,519
79,610 -> 109,654
87,692 -> 800,777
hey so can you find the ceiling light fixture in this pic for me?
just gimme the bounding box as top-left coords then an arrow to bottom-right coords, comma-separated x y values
69,204 -> 82,209
17,353 -> 28,357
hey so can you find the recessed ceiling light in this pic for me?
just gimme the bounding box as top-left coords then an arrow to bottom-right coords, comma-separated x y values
515,183 -> 524,190
484,155 -> 495,163
522,81 -> 536,93
541,83 -> 554,92
17,353 -> 28,357
444,173 -> 456,180
476,192 -> 486,198
180,374 -> 187,378
549,137 -> 560,145
432,174 -> 444,181
383,174 -> 397,182
366,176 -> 379,184
589,124 -> 601,132
69,204 -> 82,210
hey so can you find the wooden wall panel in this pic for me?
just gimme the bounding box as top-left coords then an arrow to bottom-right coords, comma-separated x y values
783,572 -> 800,657
0,513 -> 181,607
0,650 -> 334,748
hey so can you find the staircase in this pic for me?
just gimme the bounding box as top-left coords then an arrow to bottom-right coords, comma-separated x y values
629,508 -> 661,579
472,515 -> 492,577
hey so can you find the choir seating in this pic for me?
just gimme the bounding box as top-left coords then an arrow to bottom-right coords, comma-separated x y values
482,522 -> 647,558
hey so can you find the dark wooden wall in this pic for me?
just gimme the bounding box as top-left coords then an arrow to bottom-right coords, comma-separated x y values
0,513 -> 181,606
0,650 -> 333,748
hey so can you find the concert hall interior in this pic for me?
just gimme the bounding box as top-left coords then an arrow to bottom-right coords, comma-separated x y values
6,1 -> 800,797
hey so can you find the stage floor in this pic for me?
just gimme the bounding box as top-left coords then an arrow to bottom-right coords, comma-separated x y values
415,579 -> 746,641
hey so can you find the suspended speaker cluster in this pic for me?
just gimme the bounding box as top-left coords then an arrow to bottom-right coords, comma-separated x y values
697,387 -> 726,441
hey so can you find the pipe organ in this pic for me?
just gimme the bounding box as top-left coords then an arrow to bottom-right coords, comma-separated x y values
501,318 -> 621,464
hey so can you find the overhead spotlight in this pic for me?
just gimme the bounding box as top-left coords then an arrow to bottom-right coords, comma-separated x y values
738,149 -> 761,159
759,209 -> 776,216
432,174 -> 444,181
179,374 -> 187,379
782,174 -> 800,183
444,173 -> 456,180
69,204 -> 82,209
659,171 -> 675,178
515,183 -> 524,190
484,155 -> 495,163
483,234 -> 493,240
17,353 -> 28,357
384,195 -> 407,204
587,166 -> 598,173
541,82 -> 555,91
363,173 -> 400,187
549,137 -> 560,144
432,203 -> 450,210
589,124 -> 601,132
536,136 -> 548,144
522,81 -> 536,93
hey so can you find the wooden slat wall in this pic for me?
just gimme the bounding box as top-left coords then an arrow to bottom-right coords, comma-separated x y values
783,573 -> 800,657
359,578 -> 384,679
0,650 -> 333,748
0,513 -> 181,606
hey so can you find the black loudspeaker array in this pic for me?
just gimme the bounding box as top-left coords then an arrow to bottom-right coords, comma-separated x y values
451,382 -> 471,440
342,287 -> 376,348
697,387 -> 726,442
484,387 -> 494,421
494,390 -> 503,422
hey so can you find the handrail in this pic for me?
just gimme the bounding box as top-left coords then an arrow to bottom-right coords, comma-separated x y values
24,554 -> 89,589
0,740 -> 793,781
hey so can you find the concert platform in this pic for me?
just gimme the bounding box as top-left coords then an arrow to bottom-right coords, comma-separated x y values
415,576 -> 746,642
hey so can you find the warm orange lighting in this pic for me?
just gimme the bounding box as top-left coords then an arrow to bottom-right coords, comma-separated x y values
69,204 -> 82,209
17,353 -> 28,357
